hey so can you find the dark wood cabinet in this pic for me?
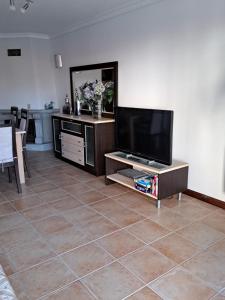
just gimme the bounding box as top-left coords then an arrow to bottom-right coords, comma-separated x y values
52,114 -> 115,176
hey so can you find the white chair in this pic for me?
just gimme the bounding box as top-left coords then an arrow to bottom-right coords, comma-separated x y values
0,125 -> 21,193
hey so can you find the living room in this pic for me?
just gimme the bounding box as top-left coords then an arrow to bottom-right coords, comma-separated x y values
0,0 -> 225,299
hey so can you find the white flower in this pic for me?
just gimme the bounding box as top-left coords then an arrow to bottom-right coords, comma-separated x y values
94,81 -> 105,96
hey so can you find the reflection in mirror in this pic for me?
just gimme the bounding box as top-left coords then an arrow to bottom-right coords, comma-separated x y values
70,62 -> 118,117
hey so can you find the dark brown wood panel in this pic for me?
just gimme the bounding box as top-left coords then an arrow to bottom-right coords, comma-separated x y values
105,157 -> 131,185
184,189 -> 225,210
158,166 -> 188,199
95,122 -> 115,176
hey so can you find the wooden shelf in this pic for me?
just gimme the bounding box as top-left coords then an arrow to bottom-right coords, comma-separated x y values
105,152 -> 188,175
105,151 -> 189,208
106,173 -> 158,200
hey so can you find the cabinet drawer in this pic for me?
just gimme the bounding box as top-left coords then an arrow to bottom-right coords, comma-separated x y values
61,132 -> 84,147
62,150 -> 84,166
61,120 -> 82,134
61,142 -> 83,155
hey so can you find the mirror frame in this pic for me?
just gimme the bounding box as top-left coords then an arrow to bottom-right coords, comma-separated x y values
70,61 -> 118,118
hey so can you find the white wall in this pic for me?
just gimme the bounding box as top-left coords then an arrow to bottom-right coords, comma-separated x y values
51,0 -> 225,201
0,37 -> 57,109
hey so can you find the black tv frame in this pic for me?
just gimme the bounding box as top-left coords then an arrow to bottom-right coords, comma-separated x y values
115,106 -> 174,166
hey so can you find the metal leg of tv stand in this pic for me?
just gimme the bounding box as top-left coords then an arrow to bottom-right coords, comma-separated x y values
178,192 -> 182,201
156,199 -> 161,209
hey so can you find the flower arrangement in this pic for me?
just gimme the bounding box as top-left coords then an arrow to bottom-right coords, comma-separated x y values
79,80 -> 105,108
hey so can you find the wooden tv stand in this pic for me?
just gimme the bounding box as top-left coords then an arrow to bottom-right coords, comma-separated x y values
105,152 -> 189,208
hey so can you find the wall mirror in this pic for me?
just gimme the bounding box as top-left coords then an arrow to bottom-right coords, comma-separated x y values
70,61 -> 118,117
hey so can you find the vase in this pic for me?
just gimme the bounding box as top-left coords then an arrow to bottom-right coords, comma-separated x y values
92,99 -> 102,119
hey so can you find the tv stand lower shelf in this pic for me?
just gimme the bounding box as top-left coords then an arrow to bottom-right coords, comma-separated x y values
105,152 -> 189,208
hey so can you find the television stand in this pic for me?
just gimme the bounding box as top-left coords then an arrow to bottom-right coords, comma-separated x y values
105,151 -> 189,208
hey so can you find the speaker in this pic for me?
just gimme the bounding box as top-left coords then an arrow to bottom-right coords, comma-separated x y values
54,54 -> 62,68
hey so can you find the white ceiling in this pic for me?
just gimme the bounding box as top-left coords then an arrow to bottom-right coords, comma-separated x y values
0,0 -> 160,38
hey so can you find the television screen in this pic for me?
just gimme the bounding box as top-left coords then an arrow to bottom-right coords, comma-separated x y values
115,107 -> 173,165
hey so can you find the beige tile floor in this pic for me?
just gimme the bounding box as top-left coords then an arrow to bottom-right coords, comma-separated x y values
0,151 -> 225,299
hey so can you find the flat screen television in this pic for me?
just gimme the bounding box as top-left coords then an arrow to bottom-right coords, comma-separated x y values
115,107 -> 174,165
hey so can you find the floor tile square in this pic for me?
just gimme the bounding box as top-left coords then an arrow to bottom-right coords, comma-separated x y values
149,266 -> 215,300
92,199 -> 143,227
32,215 -> 72,235
173,202 -> 213,221
183,248 -> 225,290
177,221 -> 225,249
78,190 -> 107,204
0,213 -> 27,234
149,210 -> 191,231
0,223 -> 39,252
0,192 -> 8,204
82,262 -> 143,300
206,239 -> 225,258
0,202 -> 17,216
85,215 -> 120,239
63,183 -> 93,196
127,287 -> 162,299
88,177 -> 107,189
25,175 -> 47,187
202,212 -> 225,234
127,219 -> 170,243
3,187 -> 35,201
116,192 -> 169,218
22,203 -> 59,221
63,206 -> 101,225
62,242 -> 114,277
46,225 -> 91,254
42,282 -> 95,300
12,195 -> 42,211
50,195 -> 83,212
119,245 -> 176,283
97,229 -> 144,258
151,233 -> 200,263
7,239 -> 55,272
38,188 -> 69,203
63,206 -> 119,238
31,182 -> 57,193
48,174 -> 80,186
9,258 -> 76,300
100,184 -> 129,197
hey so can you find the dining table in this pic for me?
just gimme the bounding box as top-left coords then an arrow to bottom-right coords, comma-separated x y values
0,115 -> 26,184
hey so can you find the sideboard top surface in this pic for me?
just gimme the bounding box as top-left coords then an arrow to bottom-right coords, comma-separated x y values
53,113 -> 115,124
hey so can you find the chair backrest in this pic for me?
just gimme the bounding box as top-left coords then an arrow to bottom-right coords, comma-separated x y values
10,106 -> 19,128
0,125 -> 16,164
19,109 -> 29,146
